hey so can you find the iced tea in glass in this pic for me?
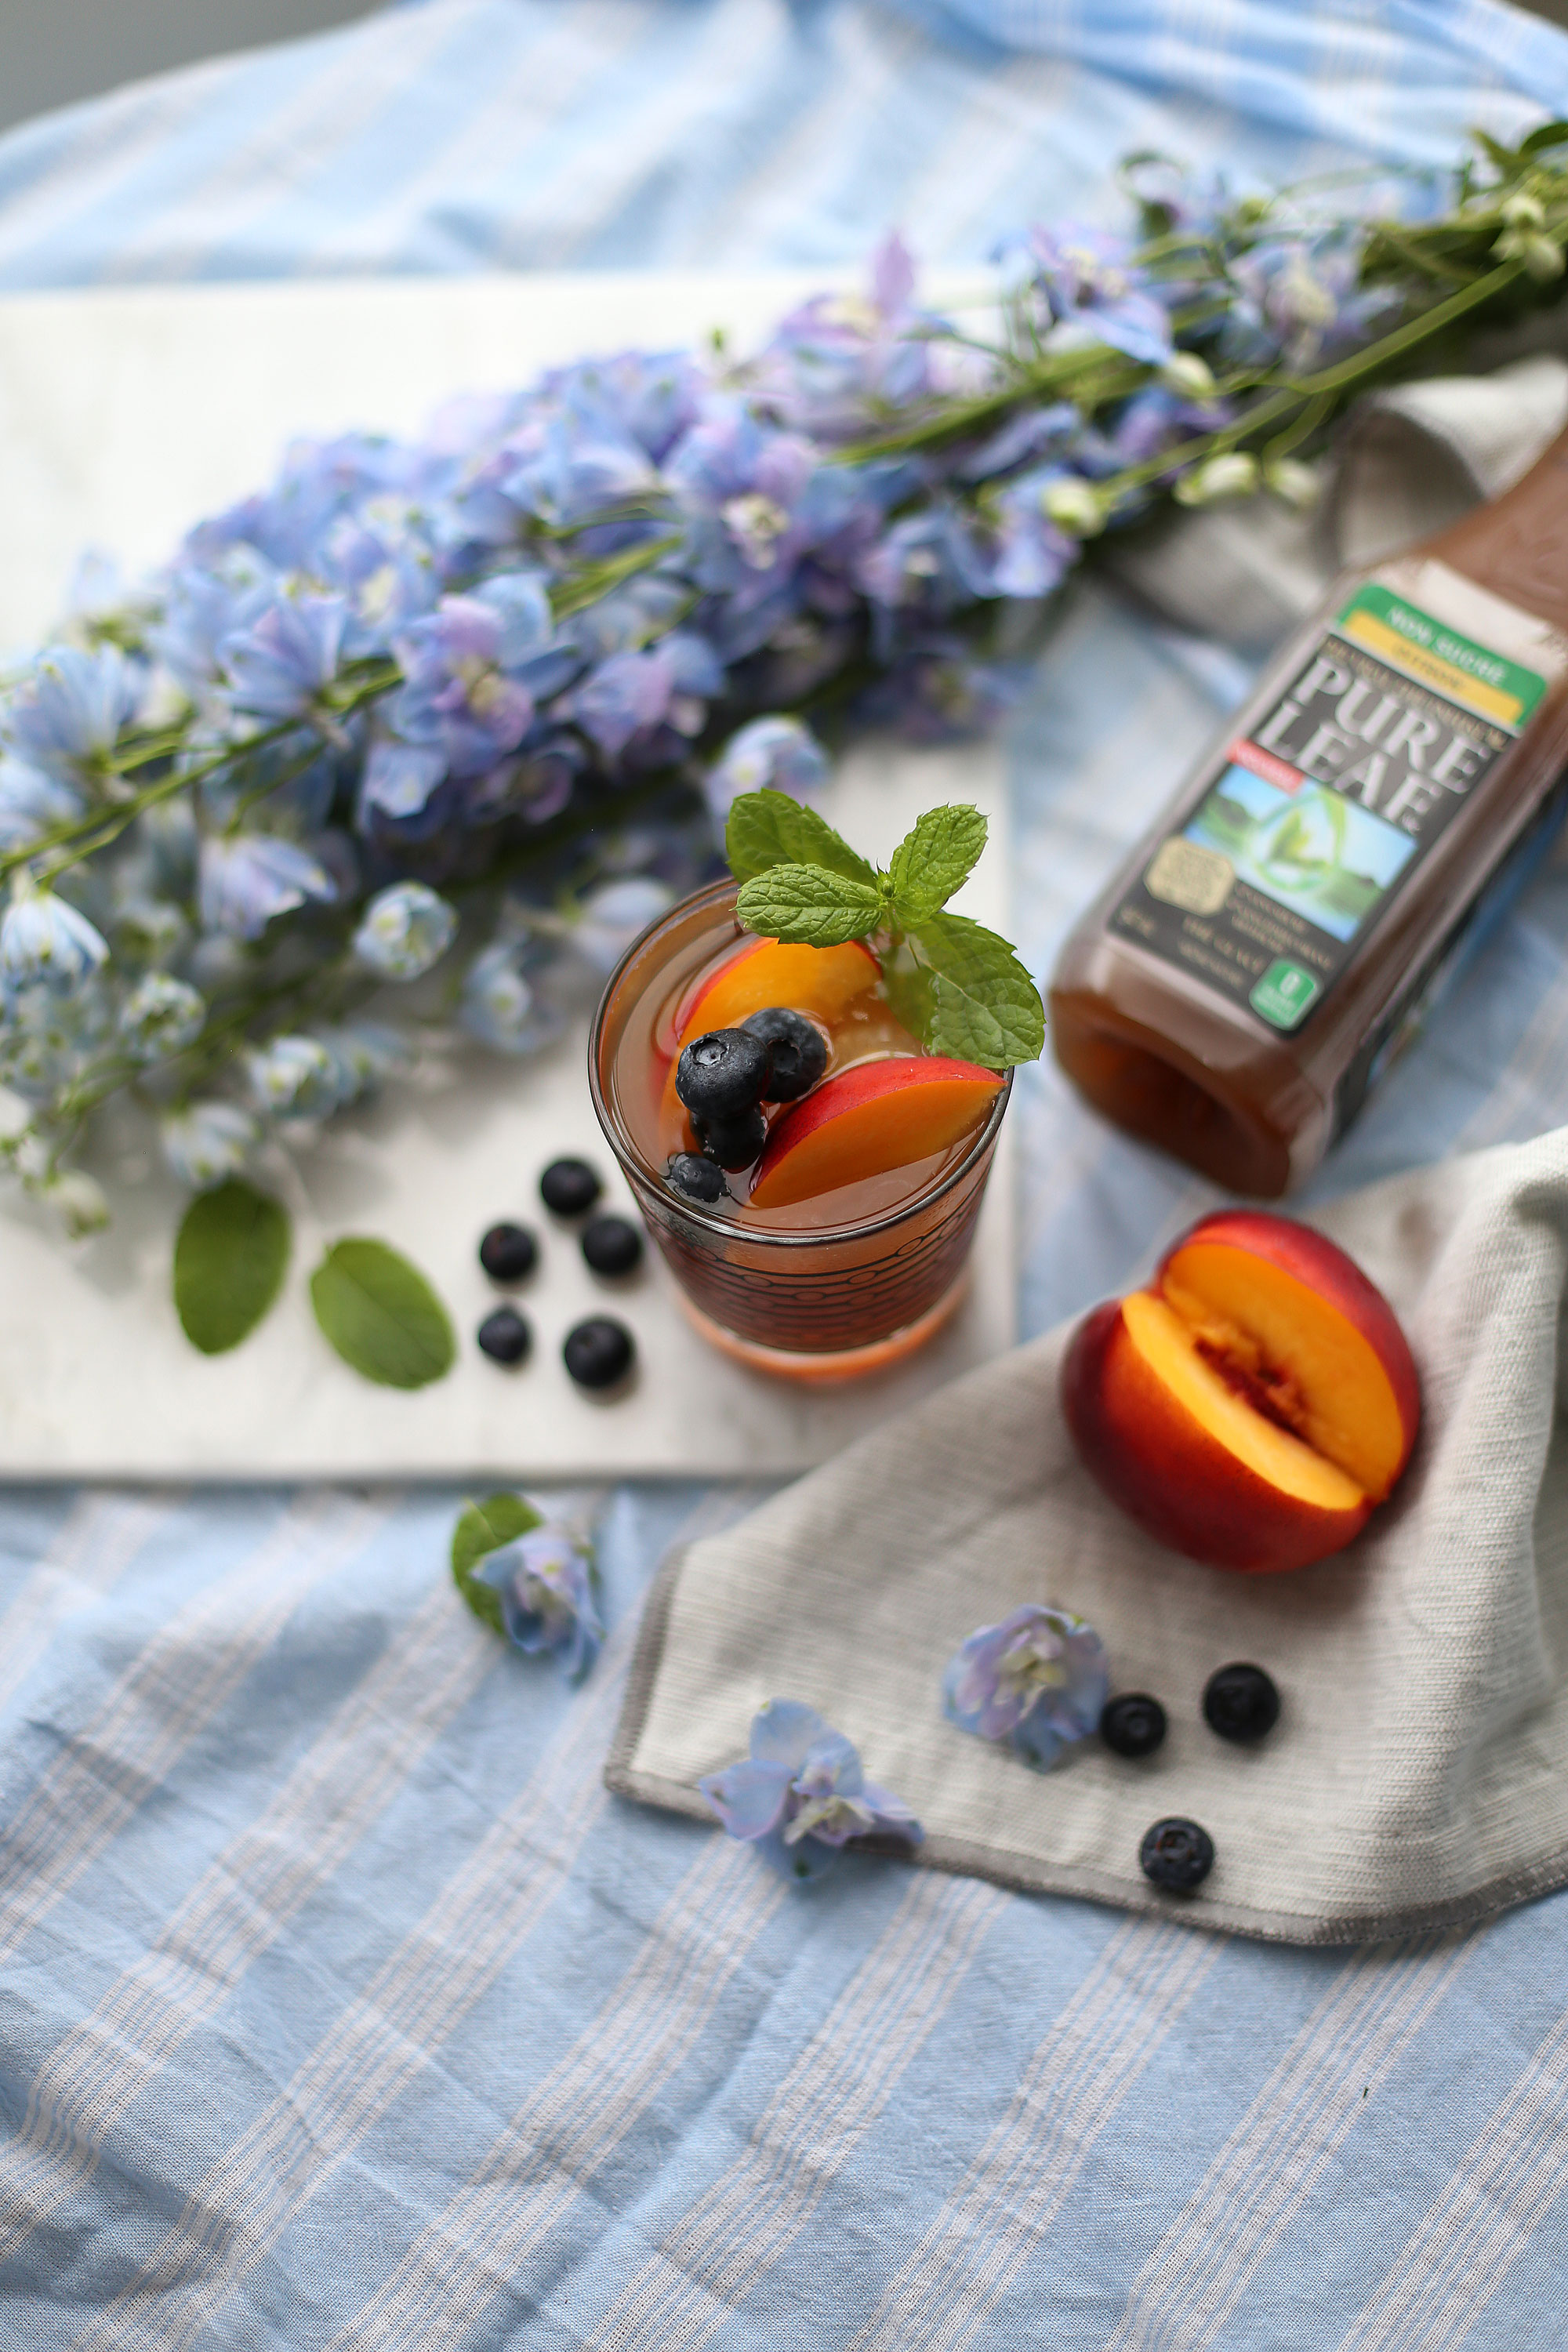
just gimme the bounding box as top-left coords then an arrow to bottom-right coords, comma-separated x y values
589,878 -> 1011,1380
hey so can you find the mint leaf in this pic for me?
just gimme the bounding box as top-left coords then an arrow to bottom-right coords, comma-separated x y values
880,945 -> 936,1042
726,790 -> 879,889
913,910 -> 1045,1069
887,804 -> 988,922
735,862 -> 886,947
452,1491 -> 543,1637
310,1237 -> 456,1388
172,1179 -> 290,1356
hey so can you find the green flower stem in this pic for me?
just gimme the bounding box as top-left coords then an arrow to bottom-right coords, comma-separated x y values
549,532 -> 686,621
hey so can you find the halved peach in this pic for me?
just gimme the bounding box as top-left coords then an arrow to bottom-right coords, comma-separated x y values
1061,1211 -> 1420,1574
675,937 -> 879,1047
750,1057 -> 1002,1210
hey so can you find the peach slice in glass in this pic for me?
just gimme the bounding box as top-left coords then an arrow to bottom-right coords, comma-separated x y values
749,1057 -> 1003,1210
674,936 -> 879,1047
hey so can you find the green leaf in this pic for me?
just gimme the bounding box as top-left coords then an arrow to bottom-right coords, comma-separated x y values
887,804 -> 989,922
880,944 -> 936,1043
172,1179 -> 291,1356
452,1491 -> 543,1636
912,910 -> 1046,1070
310,1237 -> 456,1388
1521,119 -> 1568,156
725,790 -> 879,889
735,862 -> 886,947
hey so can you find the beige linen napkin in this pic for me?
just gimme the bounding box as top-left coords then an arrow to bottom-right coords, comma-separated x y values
609,1127 -> 1568,1944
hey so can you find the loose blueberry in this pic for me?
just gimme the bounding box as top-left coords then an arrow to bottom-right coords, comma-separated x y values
478,1221 -> 538,1284
676,1027 -> 772,1122
539,1157 -> 602,1217
582,1214 -> 644,1277
666,1152 -> 728,1205
1139,1817 -> 1214,1892
1101,1693 -> 1167,1759
742,1007 -> 829,1102
696,1105 -> 767,1170
563,1316 -> 634,1390
1203,1663 -> 1280,1744
477,1306 -> 532,1365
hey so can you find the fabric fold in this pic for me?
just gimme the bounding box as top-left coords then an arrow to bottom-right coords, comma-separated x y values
610,1125 -> 1568,1944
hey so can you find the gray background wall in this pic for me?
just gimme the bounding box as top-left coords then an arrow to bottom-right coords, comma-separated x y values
0,0 -> 374,135
0,0 -> 1565,139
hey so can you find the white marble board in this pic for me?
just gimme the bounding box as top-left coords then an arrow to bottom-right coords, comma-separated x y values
0,274 -> 1015,1479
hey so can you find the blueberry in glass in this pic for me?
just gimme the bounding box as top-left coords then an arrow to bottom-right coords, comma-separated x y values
741,1007 -> 828,1101
676,1028 -> 771,1123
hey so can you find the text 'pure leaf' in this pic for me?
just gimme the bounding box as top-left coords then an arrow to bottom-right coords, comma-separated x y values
172,1179 -> 291,1356
310,1237 -> 456,1389
452,1490 -> 543,1635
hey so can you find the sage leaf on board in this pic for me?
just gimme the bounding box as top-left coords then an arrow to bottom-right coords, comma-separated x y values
887,804 -> 988,922
172,1179 -> 291,1356
724,789 -> 880,890
310,1237 -> 456,1389
452,1490 -> 543,1637
913,910 -> 1046,1069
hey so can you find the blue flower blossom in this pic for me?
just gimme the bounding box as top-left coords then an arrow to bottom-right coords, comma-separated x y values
569,877 -> 674,975
117,972 -> 206,1060
5,646 -> 140,789
159,1100 -> 260,1189
571,634 -> 723,758
246,1033 -> 343,1120
219,593 -> 350,722
198,834 -> 337,941
0,879 -> 109,994
390,593 -> 539,778
1007,225 -> 1174,365
459,941 -> 565,1055
942,1603 -> 1109,1770
0,760 -> 85,853
699,1700 -> 923,1883
1223,237 -> 1396,371
312,1020 -> 412,1102
704,717 -> 829,826
352,880 -> 458,979
472,1524 -> 603,1683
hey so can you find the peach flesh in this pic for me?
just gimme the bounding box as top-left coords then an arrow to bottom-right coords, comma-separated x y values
676,936 -> 880,1047
1061,1213 -> 1420,1574
749,1058 -> 1002,1210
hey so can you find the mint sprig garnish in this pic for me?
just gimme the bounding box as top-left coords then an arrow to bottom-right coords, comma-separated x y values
724,790 -> 1044,1071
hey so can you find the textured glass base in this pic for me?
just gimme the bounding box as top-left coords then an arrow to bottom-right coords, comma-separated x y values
672,1274 -> 969,1385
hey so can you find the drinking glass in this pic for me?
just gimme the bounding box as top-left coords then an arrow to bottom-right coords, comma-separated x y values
588,878 -> 1011,1381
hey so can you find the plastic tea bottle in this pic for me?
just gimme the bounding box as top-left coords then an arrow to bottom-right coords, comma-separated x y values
1048,424 -> 1568,1194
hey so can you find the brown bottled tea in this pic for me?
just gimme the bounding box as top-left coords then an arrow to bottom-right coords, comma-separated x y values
1049,423 -> 1568,1194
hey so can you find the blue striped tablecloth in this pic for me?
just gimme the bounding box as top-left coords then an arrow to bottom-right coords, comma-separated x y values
7,4 -> 1568,2344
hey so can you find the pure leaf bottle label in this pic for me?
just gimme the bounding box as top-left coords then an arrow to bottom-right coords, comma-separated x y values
1111,561 -> 1561,1035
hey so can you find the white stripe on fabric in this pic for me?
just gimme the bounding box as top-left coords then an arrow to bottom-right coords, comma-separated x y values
1335,1998 -> 1568,2352
0,1492 -> 179,1718
310,0 -> 655,275
0,1577 -> 498,2264
100,0 -> 472,285
1102,1930 -> 1480,2352
73,1613 -> 634,2352
701,3 -> 929,270
0,1489 -> 391,1965
524,0 -> 798,271
0,54 -> 252,281
587,1871 -> 1007,2352
325,1837 -> 783,2352
850,1916 -> 1225,2352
